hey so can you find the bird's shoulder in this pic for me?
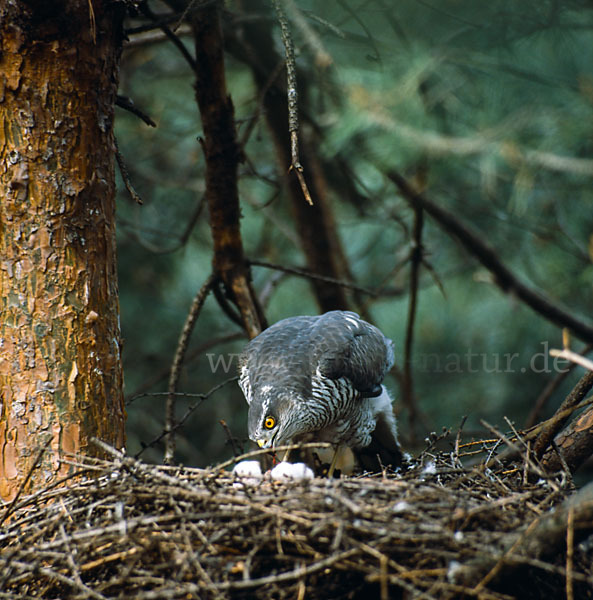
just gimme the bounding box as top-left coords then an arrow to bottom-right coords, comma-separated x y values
310,311 -> 394,396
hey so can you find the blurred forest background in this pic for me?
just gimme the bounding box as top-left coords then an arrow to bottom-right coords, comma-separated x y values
115,0 -> 593,468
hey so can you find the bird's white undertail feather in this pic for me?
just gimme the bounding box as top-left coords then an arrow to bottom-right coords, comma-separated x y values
370,386 -> 399,444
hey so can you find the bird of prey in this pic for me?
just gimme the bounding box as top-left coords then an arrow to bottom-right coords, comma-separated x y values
238,310 -> 402,473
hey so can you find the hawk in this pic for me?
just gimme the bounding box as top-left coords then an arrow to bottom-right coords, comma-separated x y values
238,311 -> 402,473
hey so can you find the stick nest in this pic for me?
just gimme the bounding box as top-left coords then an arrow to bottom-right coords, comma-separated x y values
1,442 -> 592,600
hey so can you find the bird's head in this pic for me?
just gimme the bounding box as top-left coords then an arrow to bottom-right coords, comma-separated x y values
247,389 -> 300,449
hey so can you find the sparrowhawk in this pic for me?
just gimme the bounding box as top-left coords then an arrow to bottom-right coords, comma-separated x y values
238,311 -> 402,472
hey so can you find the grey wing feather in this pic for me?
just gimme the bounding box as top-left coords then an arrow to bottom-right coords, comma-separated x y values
311,311 -> 394,396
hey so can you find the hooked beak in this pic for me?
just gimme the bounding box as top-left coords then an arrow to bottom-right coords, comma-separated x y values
257,438 -> 273,449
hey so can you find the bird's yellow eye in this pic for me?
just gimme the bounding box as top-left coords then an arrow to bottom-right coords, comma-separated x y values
264,416 -> 276,429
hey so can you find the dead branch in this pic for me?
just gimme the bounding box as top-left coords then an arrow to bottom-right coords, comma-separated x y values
533,370 -> 593,459
140,377 -> 239,460
139,2 -> 197,70
164,274 -> 216,464
402,206 -> 423,441
542,402 -> 593,474
115,94 -> 157,127
114,139 -> 144,205
387,171 -> 593,344
230,0 -> 351,312
271,0 -> 313,205
248,258 -> 394,297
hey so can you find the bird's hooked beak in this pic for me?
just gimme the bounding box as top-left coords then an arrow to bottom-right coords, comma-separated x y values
256,438 -> 273,449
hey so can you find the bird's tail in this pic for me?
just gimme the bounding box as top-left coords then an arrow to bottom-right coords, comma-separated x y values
354,410 -> 404,472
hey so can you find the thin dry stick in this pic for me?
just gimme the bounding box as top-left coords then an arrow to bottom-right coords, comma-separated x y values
126,331 -> 243,404
215,441 -> 332,471
480,420 -> 552,485
139,1 -> 197,71
271,0 -> 313,205
566,506 -> 575,600
402,206 -> 423,441
387,171 -> 593,344
215,549 -> 359,590
139,377 -> 238,458
284,0 -> 332,67
164,273 -> 216,465
549,347 -> 593,371
249,258 -> 392,297
115,151 -> 143,205
472,518 -> 541,594
115,95 -> 157,127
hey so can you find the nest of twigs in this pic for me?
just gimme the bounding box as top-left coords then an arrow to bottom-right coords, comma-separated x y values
1,436 -> 592,600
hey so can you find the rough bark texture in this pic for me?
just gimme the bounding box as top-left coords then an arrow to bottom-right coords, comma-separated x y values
191,1 -> 265,340
542,403 -> 593,474
533,370 -> 593,459
0,0 -> 126,501
233,0 -> 351,313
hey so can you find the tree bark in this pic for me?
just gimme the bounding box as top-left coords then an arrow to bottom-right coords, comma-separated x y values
0,0 -> 126,501
541,403 -> 593,474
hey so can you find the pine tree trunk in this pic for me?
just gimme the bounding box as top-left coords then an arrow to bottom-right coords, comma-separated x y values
0,0 -> 126,501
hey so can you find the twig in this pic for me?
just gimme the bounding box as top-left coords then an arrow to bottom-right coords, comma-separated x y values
480,420 -> 551,485
284,0 -> 332,67
216,548 -> 359,590
566,506 -> 575,600
114,139 -> 144,205
219,419 -> 242,458
115,95 -> 157,127
143,376 -> 237,459
454,416 -> 468,467
271,0 -> 313,205
248,258 -> 397,297
402,206 -> 423,440
550,440 -> 573,486
125,331 -> 244,404
139,2 -> 197,71
387,171 -> 593,344
549,347 -> 593,372
165,273 -> 216,464
214,441 -> 332,471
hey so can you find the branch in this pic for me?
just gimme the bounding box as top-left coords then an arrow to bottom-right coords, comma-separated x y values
143,377 -> 237,460
164,273 -> 216,465
387,171 -> 593,344
248,258 -> 391,297
191,1 -> 265,339
138,2 -> 197,71
229,2 -> 351,311
271,0 -> 313,205
402,206 -> 423,440
458,482 -> 593,591
549,347 -> 593,372
533,370 -> 593,459
114,139 -> 144,205
115,94 -> 157,127
542,402 -> 593,474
